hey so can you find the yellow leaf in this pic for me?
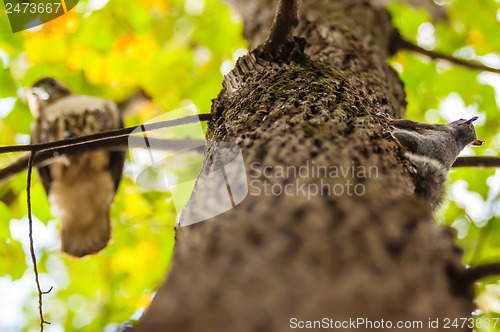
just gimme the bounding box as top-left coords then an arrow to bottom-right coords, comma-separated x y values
112,32 -> 159,62
142,0 -> 170,15
467,29 -> 484,45
136,241 -> 159,265
136,293 -> 153,309
24,33 -> 68,63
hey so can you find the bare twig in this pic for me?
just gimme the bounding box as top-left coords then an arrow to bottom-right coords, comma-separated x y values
452,157 -> 500,168
395,35 -> 500,75
0,137 -> 205,183
461,263 -> 500,285
467,214 -> 492,267
263,0 -> 301,53
0,113 -> 213,154
27,151 -> 52,331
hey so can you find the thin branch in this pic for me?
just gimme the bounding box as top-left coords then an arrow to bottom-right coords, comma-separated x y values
263,0 -> 301,53
0,138 -> 206,183
461,263 -> 500,285
452,157 -> 500,168
395,35 -> 500,75
467,214 -> 492,267
0,113 -> 213,154
27,151 -> 52,331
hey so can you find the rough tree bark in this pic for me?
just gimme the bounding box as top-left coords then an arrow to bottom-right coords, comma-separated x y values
132,0 -> 474,331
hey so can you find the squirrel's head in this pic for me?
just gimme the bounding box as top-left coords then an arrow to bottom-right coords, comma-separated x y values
27,77 -> 72,117
451,117 -> 484,148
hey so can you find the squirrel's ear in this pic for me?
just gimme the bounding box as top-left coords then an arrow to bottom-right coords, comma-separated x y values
467,116 -> 479,123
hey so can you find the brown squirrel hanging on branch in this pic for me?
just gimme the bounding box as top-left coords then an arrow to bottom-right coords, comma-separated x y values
28,77 -> 125,258
388,117 -> 484,208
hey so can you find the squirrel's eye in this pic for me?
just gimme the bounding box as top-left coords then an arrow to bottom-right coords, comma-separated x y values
50,79 -> 56,86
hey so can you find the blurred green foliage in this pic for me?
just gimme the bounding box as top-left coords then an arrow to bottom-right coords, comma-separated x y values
0,0 -> 499,330
389,0 -> 500,329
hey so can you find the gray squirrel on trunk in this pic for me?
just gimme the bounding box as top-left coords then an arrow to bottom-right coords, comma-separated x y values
388,117 -> 484,208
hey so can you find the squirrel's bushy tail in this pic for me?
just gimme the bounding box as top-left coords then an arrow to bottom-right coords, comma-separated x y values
406,152 -> 447,209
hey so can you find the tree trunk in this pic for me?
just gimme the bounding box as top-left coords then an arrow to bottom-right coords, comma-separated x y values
132,0 -> 474,331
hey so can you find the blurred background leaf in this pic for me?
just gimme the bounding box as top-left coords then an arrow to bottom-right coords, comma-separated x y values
388,0 -> 500,329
